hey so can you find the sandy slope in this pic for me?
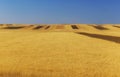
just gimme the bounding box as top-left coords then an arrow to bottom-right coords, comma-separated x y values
0,24 -> 120,77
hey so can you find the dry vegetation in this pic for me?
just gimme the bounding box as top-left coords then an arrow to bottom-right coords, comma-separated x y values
0,24 -> 120,77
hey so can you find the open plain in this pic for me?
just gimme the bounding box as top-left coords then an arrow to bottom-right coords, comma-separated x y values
0,24 -> 120,77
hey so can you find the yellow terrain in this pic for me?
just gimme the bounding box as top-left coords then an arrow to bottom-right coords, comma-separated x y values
0,24 -> 120,77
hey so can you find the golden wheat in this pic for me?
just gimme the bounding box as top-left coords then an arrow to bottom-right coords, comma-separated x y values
0,24 -> 120,77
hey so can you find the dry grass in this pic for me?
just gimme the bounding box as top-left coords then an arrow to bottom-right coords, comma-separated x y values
0,24 -> 120,77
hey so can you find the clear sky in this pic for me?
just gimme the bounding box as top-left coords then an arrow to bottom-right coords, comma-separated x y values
0,0 -> 120,24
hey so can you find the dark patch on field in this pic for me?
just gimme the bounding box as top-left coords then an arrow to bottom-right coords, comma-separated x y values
76,32 -> 120,44
4,26 -> 24,29
33,26 -> 43,29
113,26 -> 120,28
45,26 -> 50,29
93,25 -> 109,30
0,24 -> 4,26
6,24 -> 13,26
71,25 -> 79,29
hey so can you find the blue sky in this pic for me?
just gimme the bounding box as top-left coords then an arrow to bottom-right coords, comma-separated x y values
0,0 -> 120,24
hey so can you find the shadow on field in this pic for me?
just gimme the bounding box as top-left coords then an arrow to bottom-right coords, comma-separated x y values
76,32 -> 120,43
34,26 -> 43,29
113,26 -> 120,28
4,26 -> 24,29
45,26 -> 50,29
92,26 -> 109,30
0,24 -> 4,26
71,25 -> 79,29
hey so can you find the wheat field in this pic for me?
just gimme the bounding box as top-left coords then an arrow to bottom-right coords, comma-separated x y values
0,24 -> 120,77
